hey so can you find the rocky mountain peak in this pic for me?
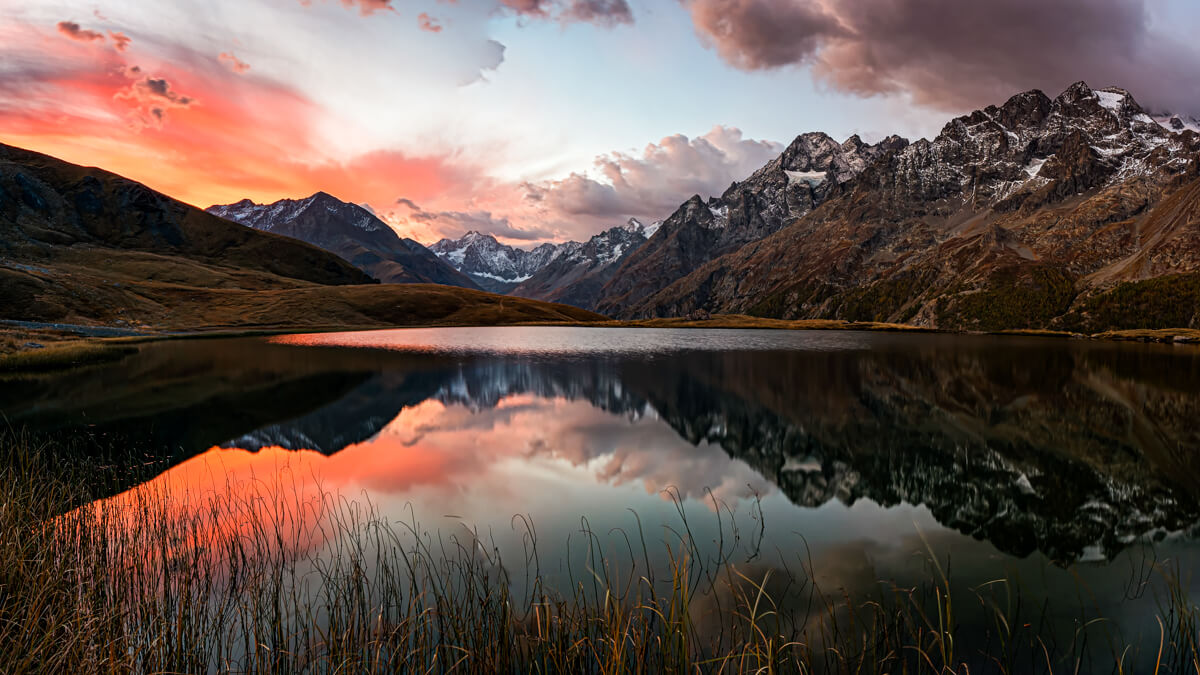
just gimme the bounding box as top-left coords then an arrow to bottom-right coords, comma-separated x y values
460,230 -> 491,242
429,230 -> 571,293
1055,80 -> 1095,106
992,89 -> 1053,130
860,81 -> 1193,218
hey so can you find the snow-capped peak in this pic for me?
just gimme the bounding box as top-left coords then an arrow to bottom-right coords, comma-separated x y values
1152,113 -> 1200,135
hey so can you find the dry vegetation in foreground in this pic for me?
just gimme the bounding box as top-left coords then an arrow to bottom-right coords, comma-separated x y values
2,430 -> 1199,674
1091,328 -> 1200,343
0,340 -> 137,373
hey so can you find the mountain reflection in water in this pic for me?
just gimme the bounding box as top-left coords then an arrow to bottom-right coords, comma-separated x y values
5,327 -> 1198,569
6,327 -> 1200,670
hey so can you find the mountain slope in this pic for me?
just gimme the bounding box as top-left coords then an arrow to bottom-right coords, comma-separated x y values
429,231 -> 563,293
0,143 -> 372,288
208,194 -> 479,289
619,83 -> 1200,331
510,218 -> 655,309
594,133 -> 908,316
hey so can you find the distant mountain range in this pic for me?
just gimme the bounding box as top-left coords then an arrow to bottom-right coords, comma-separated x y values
428,231 -> 564,293
415,81 -> 1199,332
511,218 -> 658,309
208,193 -> 479,289
595,133 -> 908,315
430,218 -> 658,303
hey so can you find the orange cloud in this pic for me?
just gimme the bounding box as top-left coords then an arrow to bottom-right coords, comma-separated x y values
297,0 -> 395,15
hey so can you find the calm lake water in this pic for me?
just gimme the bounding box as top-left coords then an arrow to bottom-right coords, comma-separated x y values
5,326 -> 1200,670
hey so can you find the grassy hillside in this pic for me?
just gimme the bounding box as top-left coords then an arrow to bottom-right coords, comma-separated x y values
0,141 -> 604,344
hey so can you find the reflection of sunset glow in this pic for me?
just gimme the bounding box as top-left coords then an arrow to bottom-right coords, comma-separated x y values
83,394 -> 776,561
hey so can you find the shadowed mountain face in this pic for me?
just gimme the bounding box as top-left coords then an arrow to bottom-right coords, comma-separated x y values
509,219 -> 652,309
7,331 -> 1199,563
0,146 -> 372,287
208,193 -> 480,289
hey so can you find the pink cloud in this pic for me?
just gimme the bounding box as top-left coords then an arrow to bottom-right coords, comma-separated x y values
113,66 -> 196,127
108,31 -> 131,51
56,21 -> 104,42
417,12 -> 443,32
219,52 -> 251,73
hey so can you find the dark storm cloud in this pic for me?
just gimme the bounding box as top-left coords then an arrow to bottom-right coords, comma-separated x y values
681,0 -> 1200,112
681,0 -> 843,69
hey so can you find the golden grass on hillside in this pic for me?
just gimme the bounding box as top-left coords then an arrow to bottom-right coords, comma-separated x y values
2,246 -> 603,331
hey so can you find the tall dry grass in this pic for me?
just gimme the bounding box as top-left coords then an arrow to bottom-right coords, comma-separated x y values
0,430 -> 1197,674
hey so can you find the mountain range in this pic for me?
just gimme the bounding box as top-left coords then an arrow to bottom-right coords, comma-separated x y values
421,82 -> 1200,331
599,83 -> 1200,330
510,218 -> 658,308
429,218 -> 659,304
3,79 -> 1197,333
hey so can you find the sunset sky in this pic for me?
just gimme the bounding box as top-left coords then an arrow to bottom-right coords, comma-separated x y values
2,0 -> 1198,245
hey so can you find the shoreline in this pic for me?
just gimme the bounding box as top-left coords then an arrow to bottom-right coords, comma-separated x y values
2,315 -> 1198,375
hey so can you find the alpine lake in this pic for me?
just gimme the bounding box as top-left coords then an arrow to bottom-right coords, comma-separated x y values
5,326 -> 1200,673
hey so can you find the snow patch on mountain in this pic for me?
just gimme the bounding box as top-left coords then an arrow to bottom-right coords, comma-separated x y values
1153,113 -> 1200,135
785,170 -> 827,185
